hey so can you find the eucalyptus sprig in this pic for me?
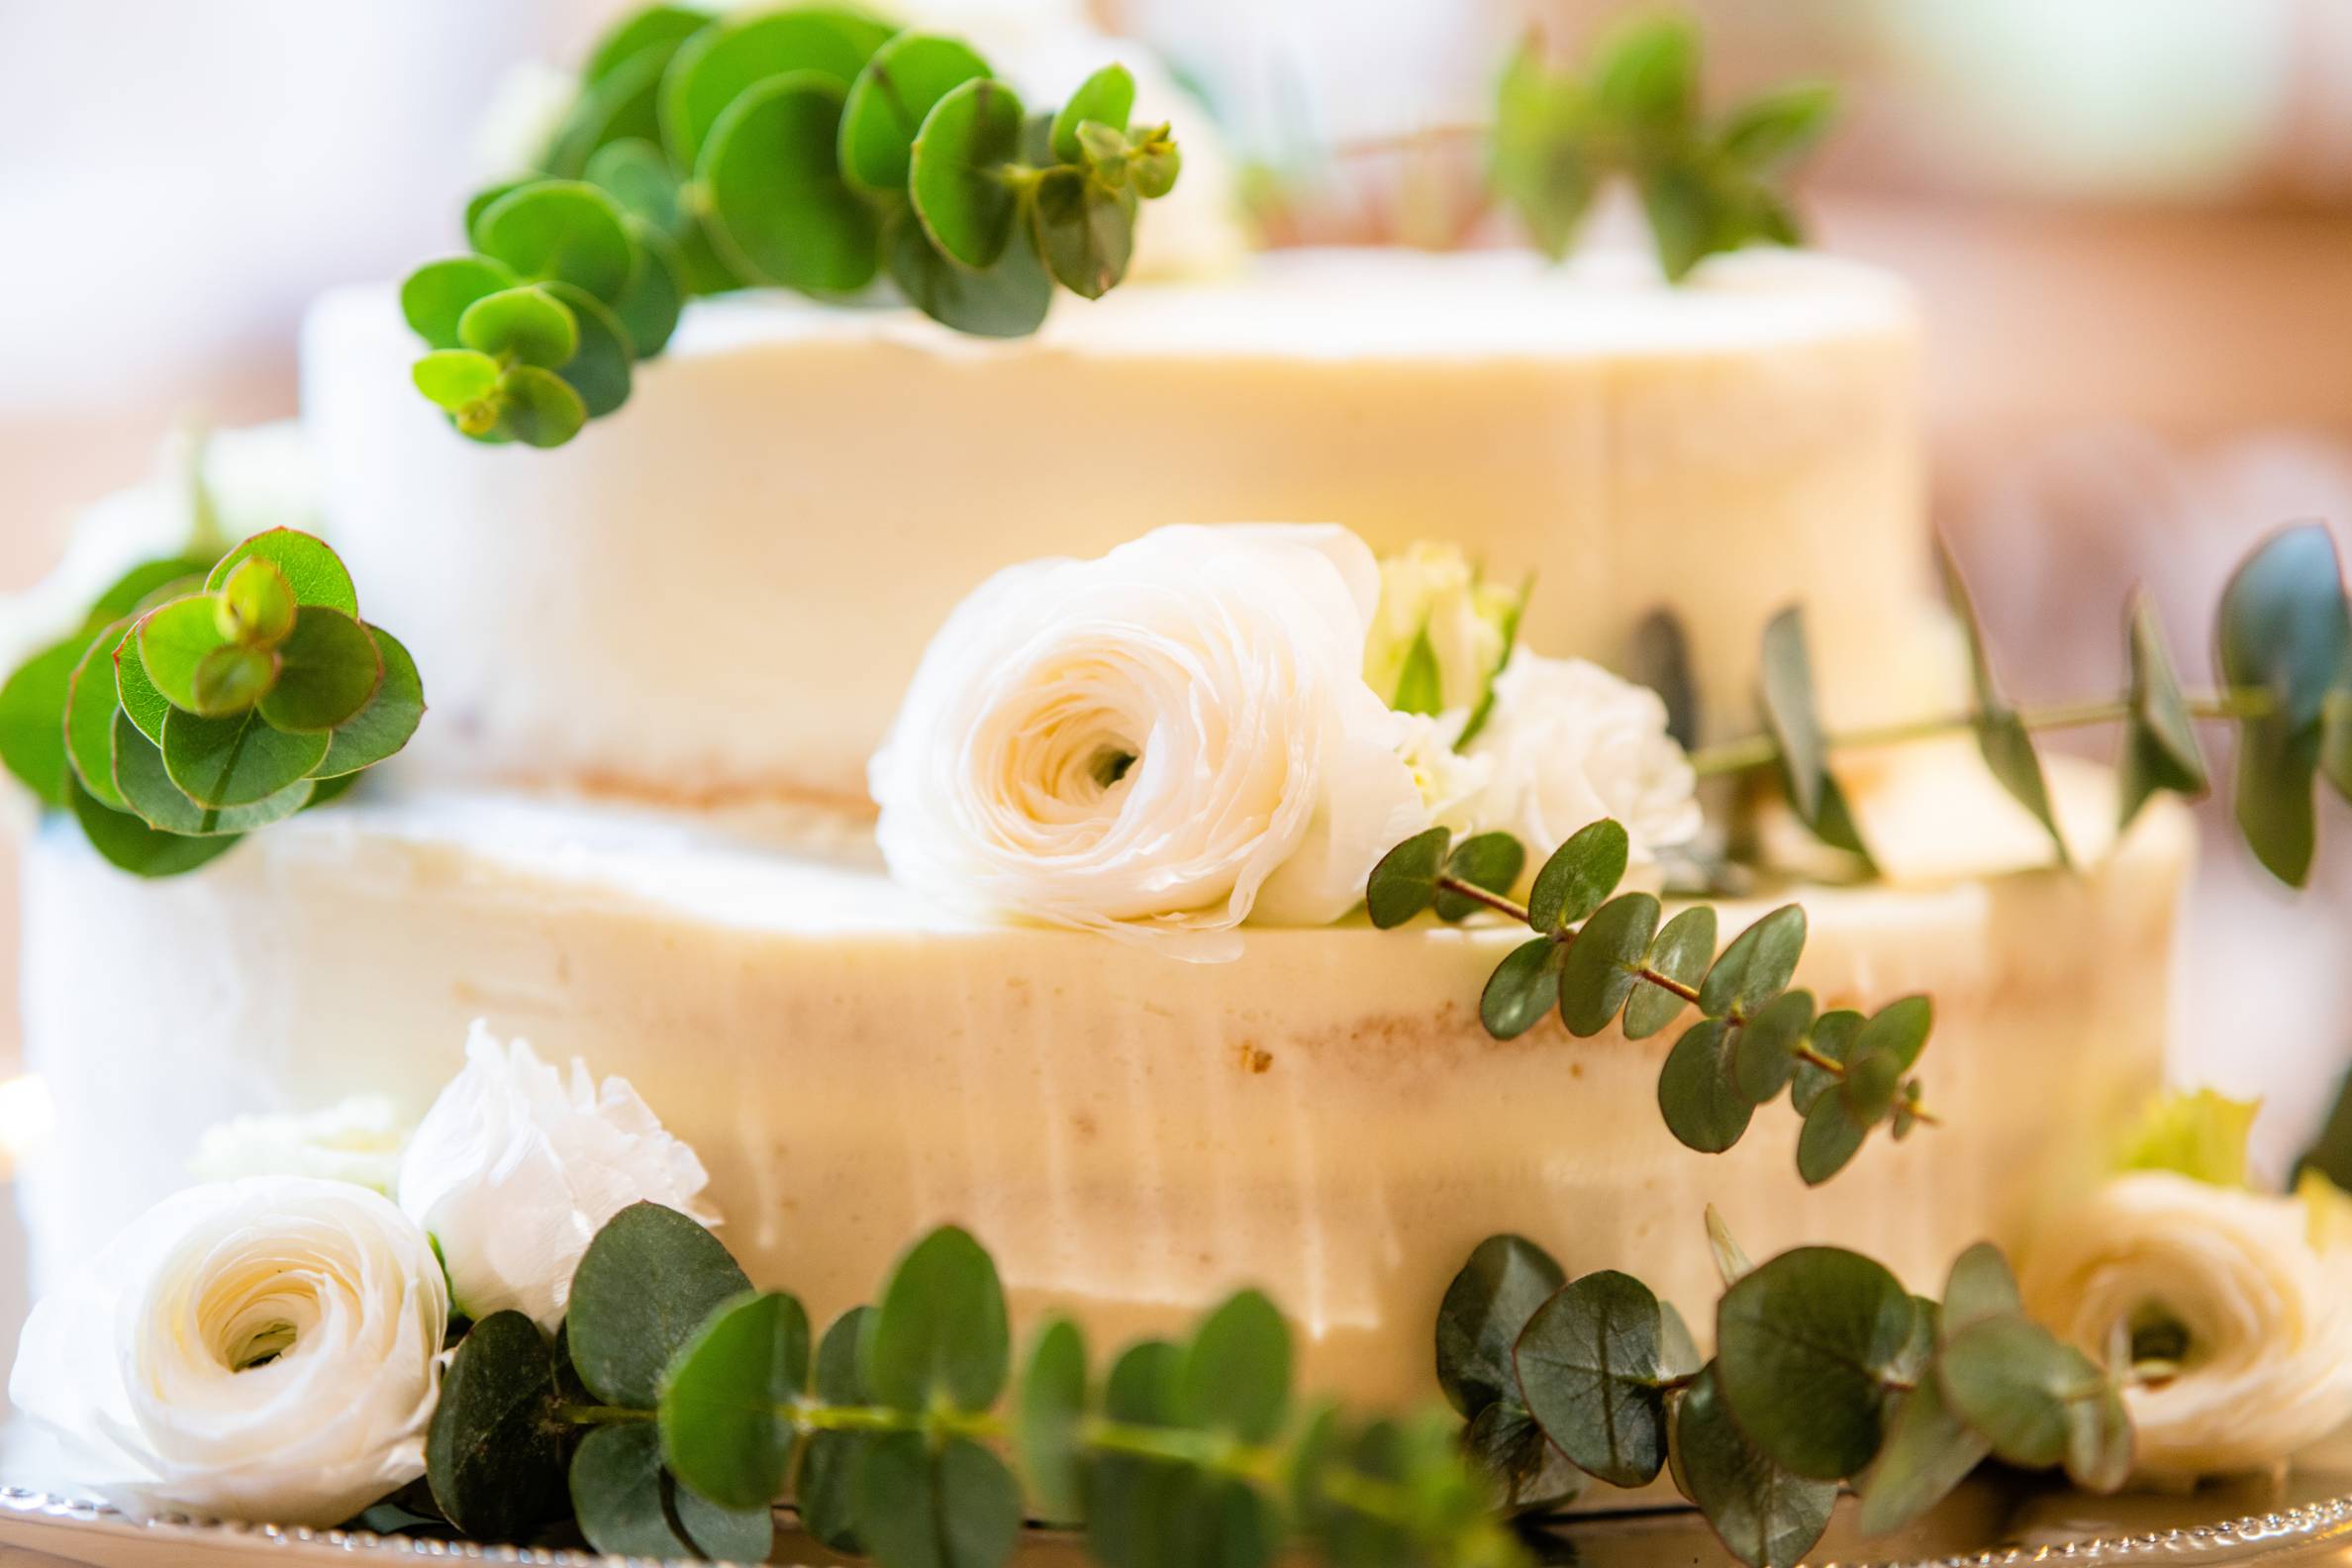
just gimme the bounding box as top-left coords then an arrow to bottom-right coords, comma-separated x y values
403,4 -> 1184,448
427,1203 -> 1522,1568
0,529 -> 425,877
1687,524 -> 2352,889
1491,13 -> 1835,279
1438,1220 -> 2132,1568
1367,818 -> 1935,1185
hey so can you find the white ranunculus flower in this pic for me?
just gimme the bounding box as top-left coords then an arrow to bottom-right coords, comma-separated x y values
1396,712 -> 1494,836
190,1096 -> 408,1194
2021,1171 -> 2352,1479
9,1176 -> 446,1526
869,524 -> 1429,960
1464,653 -> 1703,863
397,1024 -> 720,1330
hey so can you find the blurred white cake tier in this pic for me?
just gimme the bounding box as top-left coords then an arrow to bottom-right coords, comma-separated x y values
21,768 -> 2188,1414
305,247 -> 1954,815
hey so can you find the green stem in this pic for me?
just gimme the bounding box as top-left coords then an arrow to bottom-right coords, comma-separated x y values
1432,873 -> 1532,924
561,1404 -> 655,1425
1685,687 -> 2278,779
1791,1042 -> 1940,1127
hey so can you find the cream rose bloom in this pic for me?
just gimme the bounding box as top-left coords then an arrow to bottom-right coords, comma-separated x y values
9,1176 -> 446,1526
396,1024 -> 720,1330
869,525 -> 1427,960
191,1096 -> 408,1194
1464,653 -> 1703,863
2022,1171 -> 2352,1479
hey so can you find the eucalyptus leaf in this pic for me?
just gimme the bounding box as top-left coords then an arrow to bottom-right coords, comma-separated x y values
160,708 -> 329,809
658,1288 -> 807,1511
414,349 -> 501,414
134,595 -> 232,714
472,181 -> 636,302
585,4 -> 711,87
401,255 -> 522,349
1715,1245 -> 1915,1479
540,281 -> 635,417
426,1311 -> 571,1544
89,554 -> 215,624
2215,523 -> 2351,886
206,529 -> 359,617
612,219 -> 687,357
660,6 -> 894,167
1720,83 -> 1838,170
1675,1363 -> 1837,1568
1435,1233 -> 1566,1417
0,634 -> 82,807
1624,905 -> 1715,1039
862,1224 -> 1011,1413
1031,167 -> 1134,300
572,1420 -> 774,1563
1557,890 -> 1660,1036
1937,1314 -> 2105,1469
1528,818 -> 1627,931
63,626 -> 130,810
458,284 -> 580,369
702,72 -> 881,295
316,627 -> 426,778
189,644 -> 276,717
911,76 -> 1029,269
1699,904 -> 1807,1023
855,1430 -> 1025,1568
585,138 -> 684,231
1627,608 -> 1702,750
1514,1269 -> 1677,1488
1855,994 -> 1934,1070
1854,1373 -> 1991,1536
1366,827 -> 1449,929
1480,936 -> 1564,1039
1789,1008 -> 1860,1115
216,556 -> 297,649
1593,13 -> 1699,135
114,711 -> 311,834
801,1306 -> 875,1552
1020,1317 -> 1089,1525
1758,607 -> 1873,863
254,607 -> 381,734
1941,542 -> 2068,866
545,47 -> 667,180
885,209 -> 1053,338
1491,41 -> 1595,260
1434,831 -> 1523,922
1795,1077 -> 1868,1187
567,1201 -> 752,1409
113,625 -> 169,745
2066,1381 -> 2133,1493
1053,63 -> 1136,162
1658,1019 -> 1753,1153
493,364 -> 589,448
1177,1289 -> 1290,1442
2119,590 -> 2208,829
69,779 -> 240,877
840,33 -> 994,194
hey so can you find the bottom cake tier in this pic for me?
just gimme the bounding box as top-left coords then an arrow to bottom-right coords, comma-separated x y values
18,784 -> 2190,1417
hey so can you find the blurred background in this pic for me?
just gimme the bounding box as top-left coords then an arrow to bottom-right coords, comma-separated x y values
2,0 -> 2349,1258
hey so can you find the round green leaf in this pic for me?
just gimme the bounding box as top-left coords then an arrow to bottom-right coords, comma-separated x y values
112,626 -> 169,745
1796,1086 -> 1868,1188
1434,831 -> 1524,922
160,708 -> 329,808
855,1431 -> 1025,1568
134,595 -> 232,713
215,556 -> 297,649
316,627 -> 426,778
585,137 -> 684,231
495,364 -> 589,448
612,217 -> 686,357
1855,994 -> 1934,1071
1480,936 -> 1564,1039
660,7 -> 895,168
885,209 -> 1052,338
1789,1008 -> 1861,1115
1715,1246 -> 1916,1479
458,285 -> 579,368
190,643 -> 278,717
2067,1381 -> 2133,1493
586,4 -> 712,86
1019,1318 -> 1088,1525
63,623 -> 131,810
1436,1233 -> 1567,1418
840,33 -> 994,194
1940,1242 -> 2023,1343
205,530 -> 359,617
400,255 -> 522,349
1177,1289 -> 1290,1443
1731,988 -> 1814,1104
472,181 -> 636,302
544,47 -> 666,179
540,281 -> 635,417
2217,523 -> 2351,886
1463,1399 -> 1584,1516
658,1289 -> 807,1511
426,1311 -> 570,1543
1513,1270 -> 1674,1488
1052,63 -> 1136,162
1130,125 -> 1181,199
68,777 -> 240,877
0,634 -> 84,807
1031,167 -> 1134,300
1623,904 -> 1716,1040
801,1307 -> 875,1553
1676,1363 -> 1837,1568
571,1420 -> 774,1563
115,712 -> 311,834
87,554 -> 212,626
1365,826 -> 1449,929
911,76 -> 1029,269
1557,890 -> 1659,1036
567,1201 -> 753,1410
701,72 -> 881,295
1854,1372 -> 1991,1537
862,1224 -> 1010,1414
254,606 -> 381,734
1700,904 -> 1808,1021
1937,1315 -> 2106,1470
1658,1019 -> 1753,1153
1528,819 -> 1629,931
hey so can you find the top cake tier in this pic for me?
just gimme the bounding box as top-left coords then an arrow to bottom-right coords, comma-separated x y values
305,246 -> 1950,813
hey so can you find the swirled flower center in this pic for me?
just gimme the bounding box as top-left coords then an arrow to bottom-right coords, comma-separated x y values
192,1253 -> 331,1375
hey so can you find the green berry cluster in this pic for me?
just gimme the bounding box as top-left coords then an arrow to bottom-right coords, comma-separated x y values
402,4 -> 1183,448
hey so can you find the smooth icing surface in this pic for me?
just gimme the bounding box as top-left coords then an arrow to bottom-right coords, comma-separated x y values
19,772 -> 2189,1416
304,248 -> 1953,811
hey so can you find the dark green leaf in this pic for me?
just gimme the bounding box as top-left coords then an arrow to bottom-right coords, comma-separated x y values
1795,1059 -> 1888,1188
317,627 -> 426,777
1178,1289 -> 1290,1442
1053,64 -> 1136,162
612,216 -> 687,357
1675,1363 -> 1836,1568
1462,1399 -> 1582,1515
1639,161 -> 1728,282
1856,994 -> 1934,1070
1527,818 -> 1627,931
1715,1246 -> 1915,1479
800,1307 -> 874,1552
426,1312 -> 570,1543
1514,1269 -> 1676,1487
701,73 -> 881,295
585,138 -> 684,231
160,708 -> 328,809
1434,831 -> 1524,922
911,77 -> 1029,269
841,33 -> 994,194
63,625 -> 130,810
1941,542 -> 2068,866
1365,826 -> 1449,929
2216,523 -> 2350,886
1854,1373 -> 1991,1536
855,1431 -> 1024,1568
69,778 -> 240,876
2298,1068 -> 2352,1194
206,529 -> 358,617
2119,591 -> 2208,829
1789,1008 -> 1860,1115
1491,42 -> 1595,260
661,6 -> 894,167
1758,606 -> 1873,863
1557,890 -> 1659,1035
1480,936 -> 1564,1039
472,181 -> 635,301
1627,609 -> 1702,750
493,364 -> 589,447
400,255 -> 522,349
567,1201 -> 753,1409
863,1224 -> 1011,1413
189,644 -> 276,716
1937,1315 -> 2105,1469
1699,904 -> 1807,1022
113,712 -> 310,834
1658,1019 -> 1753,1153
1031,167 -> 1135,300
658,1289 -> 807,1511
1720,84 -> 1837,170
540,281 -> 635,417
0,633 -> 90,807
572,1420 -> 774,1563
1731,988 -> 1813,1104
1624,905 -> 1715,1039
885,209 -> 1053,338
1020,1318 -> 1088,1525
134,595 -> 232,714
1436,1233 -> 1567,1417
255,607 -> 381,734
1939,1242 -> 2021,1343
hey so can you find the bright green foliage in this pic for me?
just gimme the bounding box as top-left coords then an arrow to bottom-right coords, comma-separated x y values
1491,16 -> 1834,278
0,527 -> 424,877
399,5 -> 1185,447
